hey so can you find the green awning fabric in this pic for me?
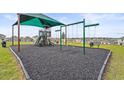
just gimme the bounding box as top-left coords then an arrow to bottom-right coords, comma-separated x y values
13,13 -> 64,28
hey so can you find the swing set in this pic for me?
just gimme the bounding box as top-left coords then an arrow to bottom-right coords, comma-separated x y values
56,19 -> 99,55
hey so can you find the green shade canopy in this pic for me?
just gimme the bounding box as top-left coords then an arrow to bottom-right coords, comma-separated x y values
13,13 -> 64,28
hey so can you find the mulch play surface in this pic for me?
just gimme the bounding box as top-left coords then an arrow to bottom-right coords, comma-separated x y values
11,45 -> 110,80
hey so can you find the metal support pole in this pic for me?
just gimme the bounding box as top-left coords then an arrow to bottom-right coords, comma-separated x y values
12,26 -> 14,46
39,31 -> 40,36
83,19 -> 85,55
60,26 -> 62,50
65,26 -> 67,46
17,14 -> 20,52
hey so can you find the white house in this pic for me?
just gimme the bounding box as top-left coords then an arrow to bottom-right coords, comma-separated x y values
0,34 -> 6,39
117,37 -> 124,45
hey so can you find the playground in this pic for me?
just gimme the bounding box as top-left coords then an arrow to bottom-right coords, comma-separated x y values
0,13 -> 114,80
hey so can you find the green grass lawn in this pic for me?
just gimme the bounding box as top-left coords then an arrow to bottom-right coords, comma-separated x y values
0,41 -> 33,80
100,45 -> 124,80
67,42 -> 124,80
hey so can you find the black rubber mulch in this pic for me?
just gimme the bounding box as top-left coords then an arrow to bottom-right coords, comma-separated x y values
11,45 -> 110,80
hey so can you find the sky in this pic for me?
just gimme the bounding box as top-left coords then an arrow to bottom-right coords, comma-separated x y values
0,13 -> 124,38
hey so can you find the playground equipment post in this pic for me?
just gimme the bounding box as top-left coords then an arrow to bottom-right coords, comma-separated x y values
17,13 -> 20,52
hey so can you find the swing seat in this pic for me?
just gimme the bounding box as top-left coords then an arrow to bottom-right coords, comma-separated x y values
89,42 -> 94,48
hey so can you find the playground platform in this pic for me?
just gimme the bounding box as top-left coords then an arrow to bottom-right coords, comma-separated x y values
11,45 -> 110,80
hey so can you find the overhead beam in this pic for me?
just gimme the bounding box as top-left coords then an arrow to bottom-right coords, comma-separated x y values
85,23 -> 99,27
61,21 -> 84,27
55,30 -> 61,32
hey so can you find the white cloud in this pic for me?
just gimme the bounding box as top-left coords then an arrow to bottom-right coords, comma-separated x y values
4,14 -> 17,21
59,16 -> 71,24
80,13 -> 124,23
80,13 -> 105,24
59,16 -> 67,22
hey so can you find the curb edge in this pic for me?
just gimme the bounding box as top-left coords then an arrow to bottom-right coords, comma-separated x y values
9,47 -> 31,80
97,51 -> 112,80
